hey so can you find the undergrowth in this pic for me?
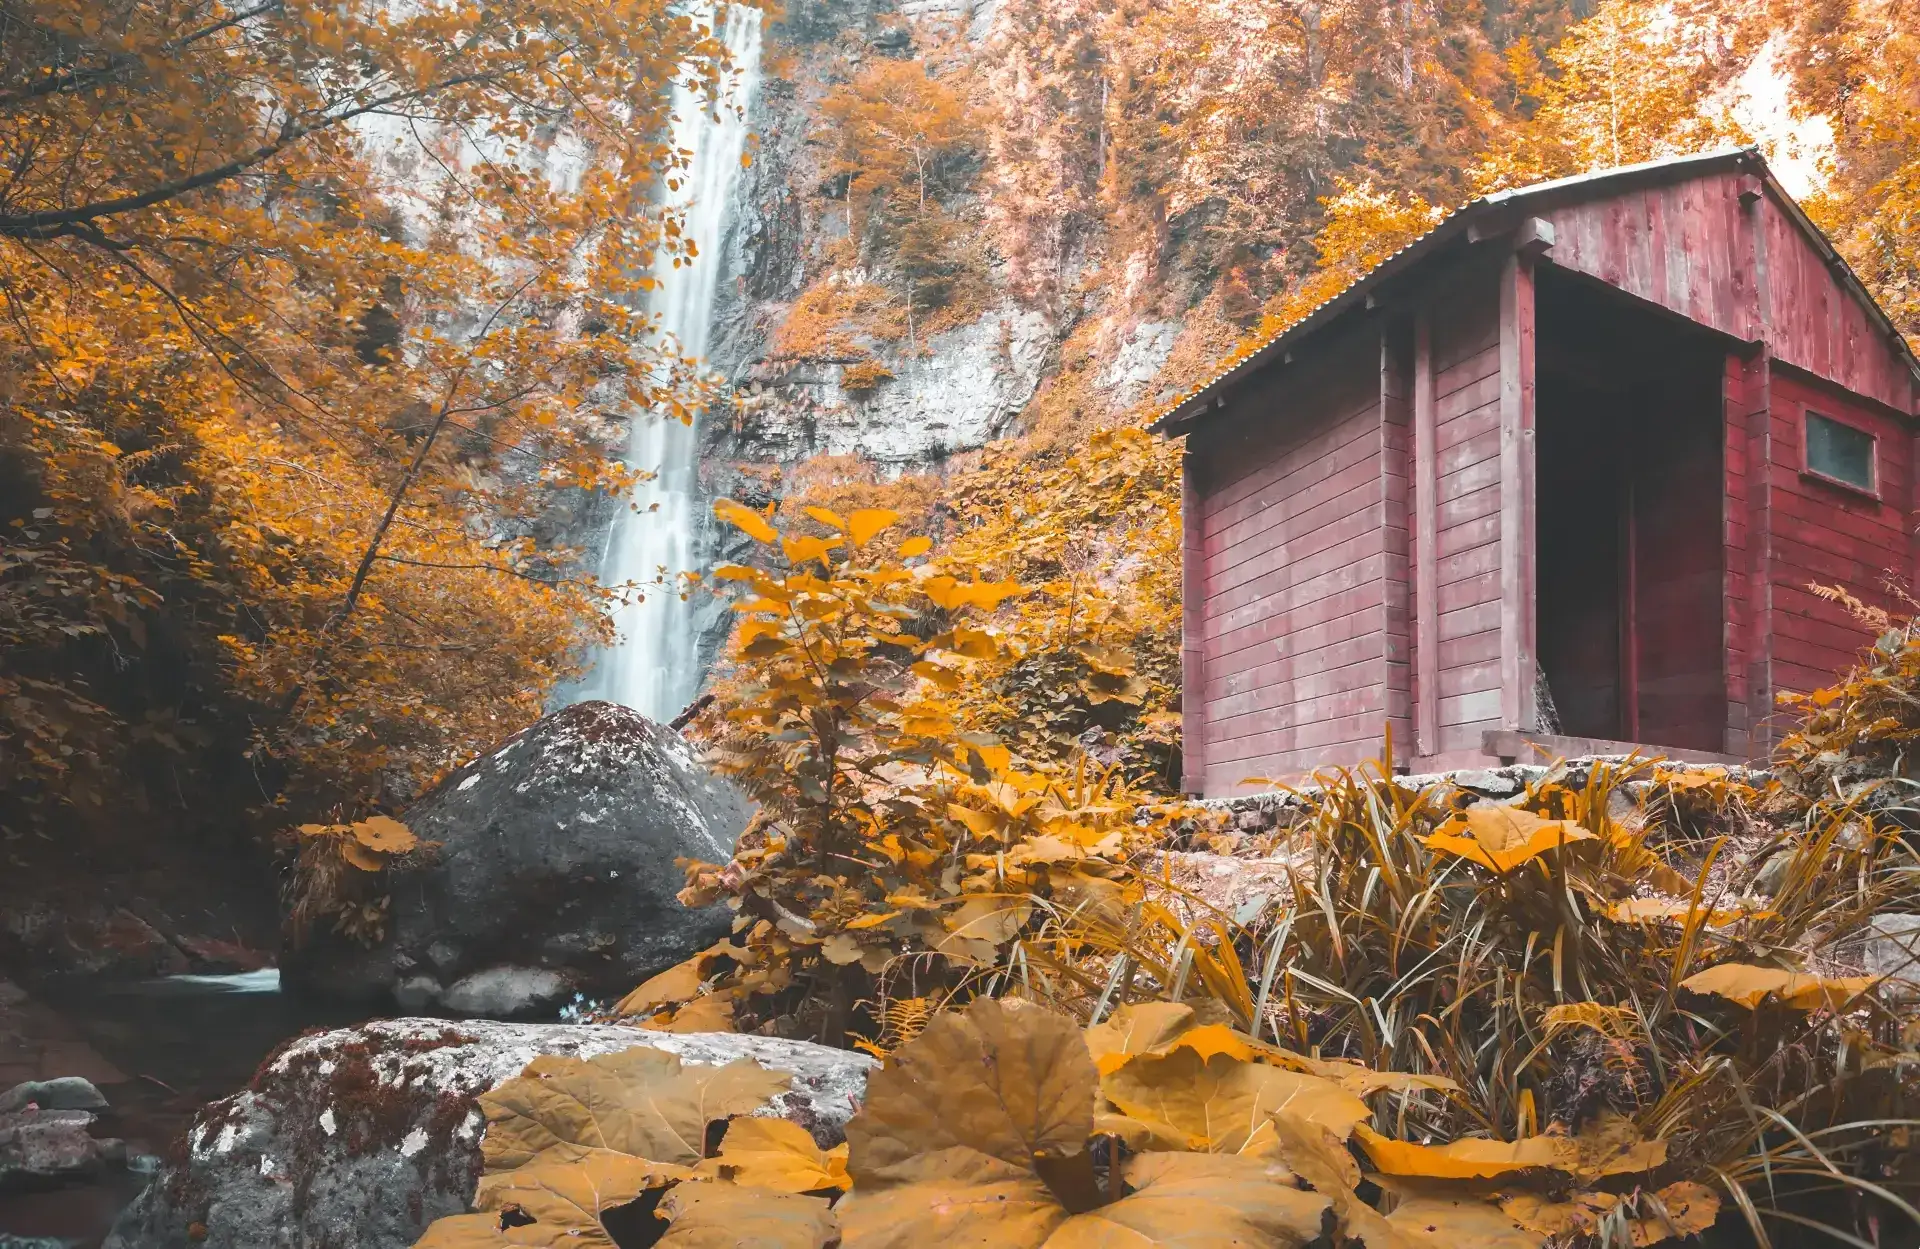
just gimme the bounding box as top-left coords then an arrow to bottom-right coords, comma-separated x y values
566,542 -> 1920,1246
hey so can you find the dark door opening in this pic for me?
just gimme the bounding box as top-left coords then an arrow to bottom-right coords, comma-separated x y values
1534,271 -> 1726,753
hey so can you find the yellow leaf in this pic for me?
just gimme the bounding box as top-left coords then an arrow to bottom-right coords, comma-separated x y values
801,506 -> 846,532
715,499 -> 777,544
474,1148 -> 689,1227
820,933 -> 864,965
655,1184 -> 840,1248
613,943 -> 741,1017
1380,1181 -> 1547,1249
847,998 -> 1097,1182
1084,1002 -> 1196,1076
1102,1048 -> 1370,1153
947,803 -> 1005,837
1500,1190 -> 1621,1237
1625,1182 -> 1721,1246
642,993 -> 736,1034
1540,1002 -> 1639,1041
696,1117 -> 851,1193
1680,964 -> 1877,1011
350,815 -> 416,853
1571,1110 -> 1667,1179
781,534 -> 842,567
1424,805 -> 1595,872
1604,898 -> 1764,926
847,508 -> 901,546
844,910 -> 899,930
478,1047 -> 790,1170
898,536 -> 932,559
339,840 -> 386,871
943,896 -> 1031,941
834,1144 -> 1331,1249
1353,1123 -> 1577,1179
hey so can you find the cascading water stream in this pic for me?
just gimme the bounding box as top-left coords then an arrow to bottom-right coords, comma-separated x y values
581,5 -> 762,722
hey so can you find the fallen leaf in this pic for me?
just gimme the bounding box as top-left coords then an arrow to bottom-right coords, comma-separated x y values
655,1183 -> 840,1248
479,1048 -> 792,1170
1353,1123 -> 1577,1180
411,1211 -> 610,1249
1044,1152 -> 1331,1247
473,1149 -> 688,1235
1379,1181 -> 1546,1249
696,1117 -> 850,1193
641,993 -> 735,1034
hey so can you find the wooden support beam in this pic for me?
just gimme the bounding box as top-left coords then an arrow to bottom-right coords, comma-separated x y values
1742,167 -> 1775,758
1180,450 -> 1207,795
1499,251 -> 1539,731
1412,308 -> 1439,755
1381,326 -> 1414,770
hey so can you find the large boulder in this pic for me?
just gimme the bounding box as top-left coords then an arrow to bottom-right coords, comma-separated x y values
106,1019 -> 875,1249
284,702 -> 751,1014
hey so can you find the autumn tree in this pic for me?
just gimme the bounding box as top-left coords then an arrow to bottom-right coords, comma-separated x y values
818,57 -> 978,325
1470,0 -> 1757,192
0,0 -> 734,828
1783,0 -> 1920,350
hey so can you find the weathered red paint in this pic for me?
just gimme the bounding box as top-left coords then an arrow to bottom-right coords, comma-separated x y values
1168,152 -> 1920,796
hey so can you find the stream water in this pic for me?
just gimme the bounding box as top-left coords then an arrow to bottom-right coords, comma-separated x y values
578,5 -> 764,723
0,972 -> 366,1248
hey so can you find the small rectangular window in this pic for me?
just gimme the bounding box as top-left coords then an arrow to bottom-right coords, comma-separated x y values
1806,411 -> 1876,492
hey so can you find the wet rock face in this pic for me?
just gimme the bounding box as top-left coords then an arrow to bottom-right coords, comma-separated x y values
106,1020 -> 875,1249
283,702 -> 751,1014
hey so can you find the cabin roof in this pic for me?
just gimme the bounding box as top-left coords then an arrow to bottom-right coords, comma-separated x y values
1148,147 -> 1920,436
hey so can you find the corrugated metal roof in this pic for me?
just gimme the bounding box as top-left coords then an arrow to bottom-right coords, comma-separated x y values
1146,147 -> 1920,435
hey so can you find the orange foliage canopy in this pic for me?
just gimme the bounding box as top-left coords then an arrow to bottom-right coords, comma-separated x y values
0,0 -> 732,814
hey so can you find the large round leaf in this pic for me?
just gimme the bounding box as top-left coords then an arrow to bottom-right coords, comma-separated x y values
479,1048 -> 793,1171
848,998 -> 1097,1183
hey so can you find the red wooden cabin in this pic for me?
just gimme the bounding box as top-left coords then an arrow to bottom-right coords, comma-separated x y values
1153,149 -> 1920,796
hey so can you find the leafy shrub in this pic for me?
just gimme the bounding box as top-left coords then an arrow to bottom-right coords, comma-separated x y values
654,500 -> 1191,1045
838,359 -> 895,392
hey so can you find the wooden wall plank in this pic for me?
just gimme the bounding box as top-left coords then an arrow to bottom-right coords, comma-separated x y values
1413,310 -> 1439,755
1499,252 -> 1539,730
1181,453 -> 1206,792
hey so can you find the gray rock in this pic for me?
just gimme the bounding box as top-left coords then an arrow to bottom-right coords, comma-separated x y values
1865,914 -> 1920,1000
0,1106 -> 123,1187
283,702 -> 751,1013
0,1075 -> 109,1114
106,1018 -> 875,1249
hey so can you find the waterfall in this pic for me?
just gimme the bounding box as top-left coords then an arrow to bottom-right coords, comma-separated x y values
582,5 -> 763,722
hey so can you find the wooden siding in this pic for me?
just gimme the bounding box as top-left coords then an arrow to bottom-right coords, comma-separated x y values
1188,329 -> 1389,792
1428,259 -> 1507,755
1764,206 -> 1913,414
1538,171 -> 1913,414
1762,368 -> 1912,700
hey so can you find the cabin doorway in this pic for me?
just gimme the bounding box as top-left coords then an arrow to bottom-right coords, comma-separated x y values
1533,271 -> 1726,753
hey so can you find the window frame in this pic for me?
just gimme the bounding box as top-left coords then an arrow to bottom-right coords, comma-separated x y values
1801,407 -> 1880,500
